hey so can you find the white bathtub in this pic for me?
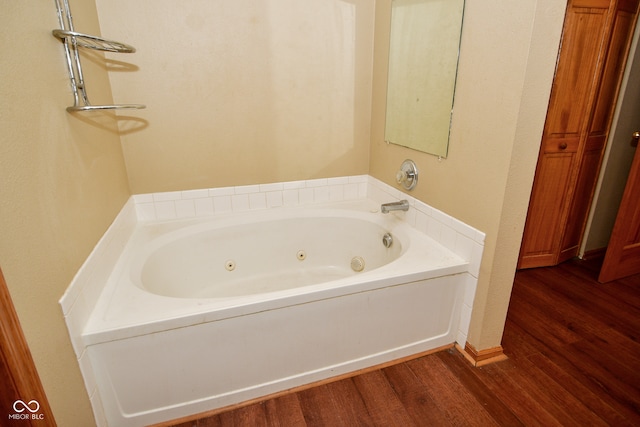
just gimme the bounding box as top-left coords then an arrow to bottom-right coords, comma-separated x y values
77,196 -> 477,426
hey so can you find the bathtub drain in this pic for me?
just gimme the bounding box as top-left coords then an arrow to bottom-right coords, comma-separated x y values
350,256 -> 365,272
225,260 -> 236,271
296,250 -> 306,261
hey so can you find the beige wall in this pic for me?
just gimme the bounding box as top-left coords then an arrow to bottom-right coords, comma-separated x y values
95,0 -> 375,194
0,2 -> 130,426
370,0 -> 566,349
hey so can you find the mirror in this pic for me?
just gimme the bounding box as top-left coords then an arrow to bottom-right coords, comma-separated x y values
384,0 -> 464,158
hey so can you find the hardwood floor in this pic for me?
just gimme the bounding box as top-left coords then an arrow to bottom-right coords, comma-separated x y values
166,259 -> 640,426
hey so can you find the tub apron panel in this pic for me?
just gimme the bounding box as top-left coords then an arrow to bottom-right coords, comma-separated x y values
89,274 -> 464,426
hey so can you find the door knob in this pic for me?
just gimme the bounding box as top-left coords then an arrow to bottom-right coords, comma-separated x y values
632,131 -> 639,148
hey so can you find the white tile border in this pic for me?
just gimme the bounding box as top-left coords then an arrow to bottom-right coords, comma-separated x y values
132,175 -> 369,221
60,174 -> 484,427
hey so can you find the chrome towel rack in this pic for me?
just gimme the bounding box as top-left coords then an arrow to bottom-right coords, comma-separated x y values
52,0 -> 145,112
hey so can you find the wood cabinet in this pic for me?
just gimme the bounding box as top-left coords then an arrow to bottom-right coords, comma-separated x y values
518,0 -> 639,269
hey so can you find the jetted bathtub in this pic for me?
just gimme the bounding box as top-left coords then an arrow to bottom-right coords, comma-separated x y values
82,199 -> 471,426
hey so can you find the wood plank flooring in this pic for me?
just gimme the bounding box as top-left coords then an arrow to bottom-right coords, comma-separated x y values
166,259 -> 640,426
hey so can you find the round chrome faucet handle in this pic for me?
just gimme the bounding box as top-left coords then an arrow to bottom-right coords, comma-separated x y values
396,160 -> 418,191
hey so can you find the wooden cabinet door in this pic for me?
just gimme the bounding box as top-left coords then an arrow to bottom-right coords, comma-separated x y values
519,139 -> 581,268
519,0 -> 612,269
519,0 -> 639,269
560,0 -> 640,261
599,136 -> 640,282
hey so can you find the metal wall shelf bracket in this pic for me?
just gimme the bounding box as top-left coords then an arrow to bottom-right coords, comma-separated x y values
52,0 -> 145,112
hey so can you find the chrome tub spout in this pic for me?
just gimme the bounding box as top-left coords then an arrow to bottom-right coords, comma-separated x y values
381,200 -> 409,214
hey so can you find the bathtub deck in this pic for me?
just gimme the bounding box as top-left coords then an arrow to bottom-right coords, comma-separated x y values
160,258 -> 640,427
